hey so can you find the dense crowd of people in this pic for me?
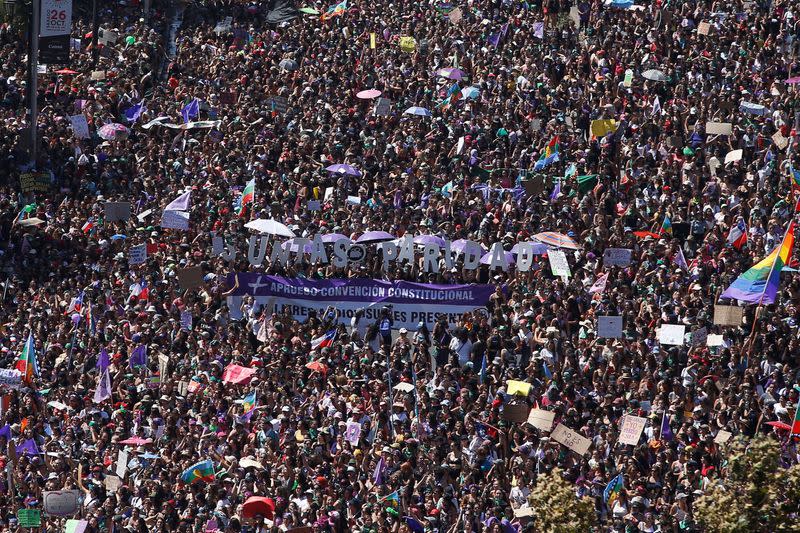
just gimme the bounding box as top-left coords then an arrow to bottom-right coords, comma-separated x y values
1,0 -> 800,531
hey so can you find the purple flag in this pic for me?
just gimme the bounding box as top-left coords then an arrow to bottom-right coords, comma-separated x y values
165,190 -> 191,211
124,102 -> 146,123
97,348 -> 110,373
660,413 -> 673,441
373,456 -> 385,485
487,33 -> 500,47
16,438 -> 40,456
0,424 -> 11,441
181,98 -> 200,123
130,345 -> 147,369
533,22 -> 544,39
94,367 -> 112,404
550,180 -> 561,203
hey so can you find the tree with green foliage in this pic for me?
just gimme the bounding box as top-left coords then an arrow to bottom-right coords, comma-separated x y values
527,468 -> 595,532
695,436 -> 800,533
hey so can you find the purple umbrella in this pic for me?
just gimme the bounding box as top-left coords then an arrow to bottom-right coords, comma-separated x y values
356,231 -> 395,244
451,239 -> 488,254
435,67 -> 466,80
98,123 -> 129,140
325,164 -> 362,177
480,251 -> 516,265
511,242 -> 549,255
413,235 -> 446,247
321,233 -> 351,244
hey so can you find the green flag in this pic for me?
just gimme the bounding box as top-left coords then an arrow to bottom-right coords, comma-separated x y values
576,174 -> 598,194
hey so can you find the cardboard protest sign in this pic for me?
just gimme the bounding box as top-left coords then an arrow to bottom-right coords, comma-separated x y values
19,172 -> 51,193
158,354 -> 169,382
618,415 -> 647,445
506,380 -> 531,397
43,490 -> 80,516
714,305 -> 743,326
104,475 -> 122,492
772,131 -> 789,150
659,324 -> 686,345
714,430 -> 732,444
502,402 -> 530,424
603,248 -> 632,267
177,266 -> 204,290
590,119 -> 617,137
551,423 -> 591,456
449,7 -> 463,23
548,250 -> 571,278
66,520 -> 89,533
161,210 -> 189,230
705,122 -> 732,136
104,202 -> 131,222
526,409 -> 555,432
69,114 -> 90,139
128,244 -> 147,265
597,316 -> 623,338
90,70 -> 106,80
98,28 -> 118,45
697,21 -> 711,35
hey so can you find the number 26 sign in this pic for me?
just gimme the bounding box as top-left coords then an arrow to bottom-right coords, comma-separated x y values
40,0 -> 73,37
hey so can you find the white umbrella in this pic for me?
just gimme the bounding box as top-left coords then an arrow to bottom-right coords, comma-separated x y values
641,69 -> 667,82
244,219 -> 296,237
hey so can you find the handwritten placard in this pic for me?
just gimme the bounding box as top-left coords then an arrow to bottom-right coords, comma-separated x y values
598,316 -> 623,338
128,243 -> 147,265
551,423 -> 591,456
713,305 -> 743,326
691,327 -> 708,347
697,22 -> 711,35
69,114 -> 90,139
618,415 -> 647,445
548,249 -> 571,278
603,248 -> 632,267
714,430 -> 732,444
705,122 -> 732,136
659,324 -> 686,345
526,409 -> 555,432
161,210 -> 189,230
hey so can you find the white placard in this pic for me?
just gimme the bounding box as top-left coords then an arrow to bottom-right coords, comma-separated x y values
69,115 -> 90,139
773,131 -> 789,150
705,122 -> 732,136
659,324 -> 686,345
161,210 -> 189,230
603,248 -> 632,267
0,369 -> 22,388
128,244 -> 147,265
618,415 -> 647,446
43,490 -> 80,517
346,196 -> 361,206
706,334 -> 724,347
550,423 -> 591,456
324,187 -> 334,202
597,316 -> 623,338
116,450 -> 128,479
393,382 -> 415,393
724,149 -> 743,164
548,250 -> 571,278
526,409 -> 555,432
714,430 -> 732,444
136,209 -> 152,222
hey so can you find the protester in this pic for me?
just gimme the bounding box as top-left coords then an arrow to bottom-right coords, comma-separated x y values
1,0 -> 800,531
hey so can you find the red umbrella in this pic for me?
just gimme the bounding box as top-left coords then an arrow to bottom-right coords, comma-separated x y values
765,421 -> 792,431
55,69 -> 78,75
633,231 -> 661,239
242,496 -> 275,519
119,436 -> 153,446
305,361 -> 328,375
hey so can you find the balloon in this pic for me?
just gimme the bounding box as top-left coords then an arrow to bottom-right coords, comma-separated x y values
71,313 -> 81,325
125,36 -> 136,45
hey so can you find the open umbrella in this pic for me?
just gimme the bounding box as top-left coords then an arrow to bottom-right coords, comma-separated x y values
305,361 -> 328,374
450,239 -> 487,254
435,67 -> 466,80
55,68 -> 78,75
413,235 -> 446,247
356,89 -> 382,99
511,242 -> 549,255
299,7 -> 320,15
356,230 -> 395,244
98,123 -> 129,140
403,106 -> 432,117
461,86 -> 480,100
321,233 -> 351,244
244,219 -> 296,238
641,69 -> 667,82
119,436 -> 153,446
325,163 -> 362,176
533,232 -> 580,250
785,77 -> 800,85
279,59 -> 298,71
765,421 -> 792,431
242,497 -> 275,519
480,251 -> 516,265
18,218 -> 45,227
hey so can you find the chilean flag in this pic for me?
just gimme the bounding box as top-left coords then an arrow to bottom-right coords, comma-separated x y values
66,291 -> 84,314
727,219 -> 747,250
311,329 -> 337,350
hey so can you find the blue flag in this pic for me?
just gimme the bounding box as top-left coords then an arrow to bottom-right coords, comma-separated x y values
181,98 -> 200,123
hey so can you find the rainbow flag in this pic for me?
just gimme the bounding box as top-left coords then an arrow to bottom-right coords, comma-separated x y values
533,135 -> 560,171
321,0 -> 347,20
721,221 -> 795,304
242,390 -> 257,416
792,401 -> 800,437
791,165 -> 800,189
15,333 -> 38,382
237,179 -> 255,218
180,459 -> 215,484
661,215 -> 672,236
